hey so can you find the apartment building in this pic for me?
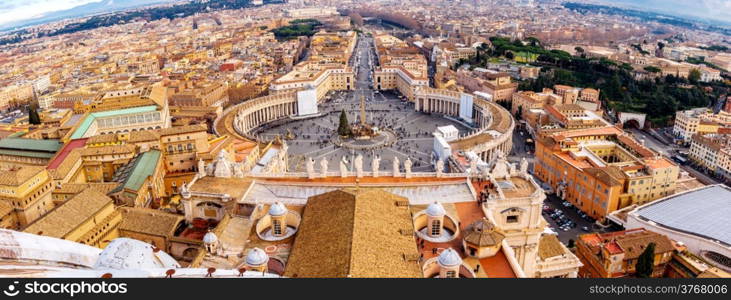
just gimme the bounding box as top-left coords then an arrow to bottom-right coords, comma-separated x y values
689,133 -> 731,181
160,125 -> 210,173
373,34 -> 429,100
673,108 -> 731,145
269,31 -> 357,100
456,68 -> 517,102
23,189 -> 121,248
0,165 -> 55,229
576,229 -> 676,278
534,126 -> 679,221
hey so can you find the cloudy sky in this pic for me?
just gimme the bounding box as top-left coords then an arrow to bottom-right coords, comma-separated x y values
0,0 -> 104,27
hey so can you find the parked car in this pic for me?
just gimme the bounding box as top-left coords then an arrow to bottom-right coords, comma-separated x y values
581,226 -> 590,232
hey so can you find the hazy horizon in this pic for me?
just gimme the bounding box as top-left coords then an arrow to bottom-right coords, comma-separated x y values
0,0 -> 178,30
2,0 -> 731,31
597,0 -> 731,26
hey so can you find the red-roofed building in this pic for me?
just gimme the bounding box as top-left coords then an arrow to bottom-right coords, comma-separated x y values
576,229 -> 676,278
535,126 -> 679,221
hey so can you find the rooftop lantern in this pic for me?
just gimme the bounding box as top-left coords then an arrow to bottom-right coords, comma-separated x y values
425,201 -> 446,238
437,248 -> 462,278
268,202 -> 288,237
202,230 -> 219,255
245,247 -> 269,273
462,217 -> 505,258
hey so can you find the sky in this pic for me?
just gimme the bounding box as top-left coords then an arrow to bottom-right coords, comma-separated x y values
0,0 -> 104,27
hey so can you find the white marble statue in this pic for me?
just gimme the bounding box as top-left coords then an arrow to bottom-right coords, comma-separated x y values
354,154 -> 364,178
371,155 -> 381,177
306,157 -> 315,179
212,150 -> 233,178
491,156 -> 510,179
520,157 -> 529,175
470,157 -> 478,176
436,159 -> 444,177
320,157 -> 329,178
339,156 -> 349,178
180,183 -> 191,199
404,157 -> 412,178
197,159 -> 206,177
392,156 -> 401,177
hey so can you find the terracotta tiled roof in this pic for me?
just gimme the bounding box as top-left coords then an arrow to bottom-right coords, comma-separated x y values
48,149 -> 82,180
463,218 -> 505,247
284,188 -> 421,278
128,130 -> 160,142
614,231 -> 675,260
0,201 -> 12,217
158,124 -> 207,136
188,177 -> 253,201
80,144 -> 136,156
86,134 -> 118,144
54,182 -> 119,195
584,167 -> 623,186
0,164 -> 45,186
23,189 -> 113,238
119,207 -> 184,237
538,234 -> 566,260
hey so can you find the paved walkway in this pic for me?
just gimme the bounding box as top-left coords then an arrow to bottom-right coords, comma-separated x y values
219,216 -> 252,256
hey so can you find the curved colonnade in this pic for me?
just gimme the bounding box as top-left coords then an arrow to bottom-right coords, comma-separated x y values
219,88 -> 513,164
413,87 -> 514,162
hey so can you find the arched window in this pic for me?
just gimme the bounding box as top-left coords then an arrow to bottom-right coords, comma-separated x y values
431,220 -> 441,236
445,270 -> 456,278
273,219 -> 282,235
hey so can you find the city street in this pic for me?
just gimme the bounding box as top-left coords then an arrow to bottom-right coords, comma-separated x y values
542,193 -> 608,244
627,128 -> 722,185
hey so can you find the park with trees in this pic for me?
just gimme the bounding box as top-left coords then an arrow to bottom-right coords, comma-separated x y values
465,36 -> 730,126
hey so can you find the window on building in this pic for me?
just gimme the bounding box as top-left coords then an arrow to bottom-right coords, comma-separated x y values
273,220 -> 282,235
506,215 -> 519,223
431,220 -> 441,235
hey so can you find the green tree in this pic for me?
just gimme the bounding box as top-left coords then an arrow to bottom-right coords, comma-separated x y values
28,103 -> 41,125
505,51 -> 514,60
689,69 -> 701,84
526,37 -> 541,47
635,242 -> 656,278
338,110 -> 351,137
644,66 -> 661,73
